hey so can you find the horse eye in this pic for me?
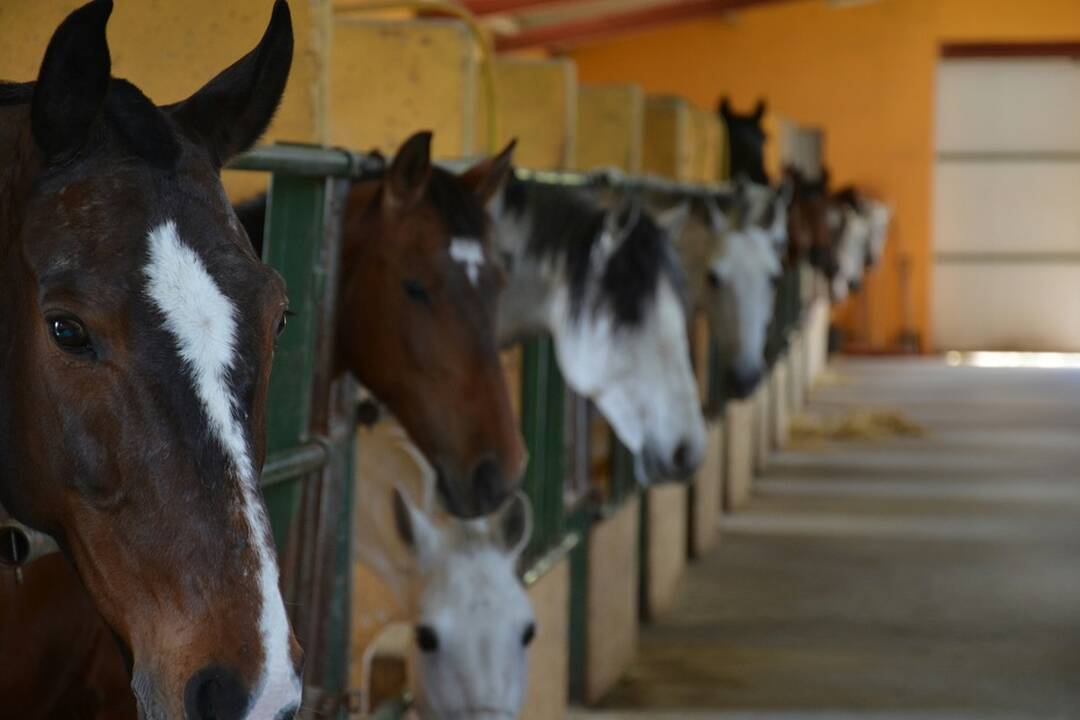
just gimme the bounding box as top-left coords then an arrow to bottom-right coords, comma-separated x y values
47,315 -> 91,353
416,624 -> 439,653
403,279 -> 432,305
522,622 -> 536,647
276,311 -> 289,338
707,270 -> 722,290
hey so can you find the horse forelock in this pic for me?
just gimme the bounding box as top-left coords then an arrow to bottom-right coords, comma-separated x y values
425,167 -> 489,243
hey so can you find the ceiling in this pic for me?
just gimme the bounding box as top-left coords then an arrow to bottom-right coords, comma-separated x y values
454,0 -> 807,52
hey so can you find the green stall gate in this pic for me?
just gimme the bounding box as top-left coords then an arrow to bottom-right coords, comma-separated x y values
231,144 -> 384,718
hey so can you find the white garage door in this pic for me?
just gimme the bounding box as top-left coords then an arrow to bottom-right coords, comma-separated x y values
933,57 -> 1080,351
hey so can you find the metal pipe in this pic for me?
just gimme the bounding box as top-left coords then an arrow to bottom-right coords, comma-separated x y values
0,519 -> 60,567
231,145 -> 736,198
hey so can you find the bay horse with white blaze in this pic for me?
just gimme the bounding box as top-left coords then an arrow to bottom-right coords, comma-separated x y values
237,133 -> 526,519
0,2 -> 302,718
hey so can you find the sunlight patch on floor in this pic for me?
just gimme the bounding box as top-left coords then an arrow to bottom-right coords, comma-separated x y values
945,351 -> 1080,369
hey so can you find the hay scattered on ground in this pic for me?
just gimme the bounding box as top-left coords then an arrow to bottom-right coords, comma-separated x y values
811,369 -> 853,389
789,408 -> 925,450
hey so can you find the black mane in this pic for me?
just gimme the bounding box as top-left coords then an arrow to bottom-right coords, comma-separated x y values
0,78 -> 179,169
0,82 -> 33,106
424,166 -> 488,240
503,176 -> 686,328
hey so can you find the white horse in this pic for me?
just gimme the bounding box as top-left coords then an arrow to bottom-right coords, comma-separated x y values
865,197 -> 893,267
667,183 -> 786,400
829,187 -> 893,300
829,203 -> 870,300
491,178 -> 707,482
391,487 -> 535,720
354,428 -> 535,720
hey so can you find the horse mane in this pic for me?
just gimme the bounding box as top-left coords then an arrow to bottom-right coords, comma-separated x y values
504,176 -> 687,328
833,185 -> 861,210
0,82 -> 33,106
0,78 -> 179,169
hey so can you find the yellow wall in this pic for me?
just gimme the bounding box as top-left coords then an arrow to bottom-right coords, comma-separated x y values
568,0 -> 1080,351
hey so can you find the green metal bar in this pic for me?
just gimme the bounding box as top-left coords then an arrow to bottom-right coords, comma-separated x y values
260,173 -> 330,552
564,506 -> 591,703
229,143 -> 384,178
520,339 -> 548,564
261,443 -> 328,487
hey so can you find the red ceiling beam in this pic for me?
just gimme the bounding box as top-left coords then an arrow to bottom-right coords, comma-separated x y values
459,0 -> 578,15
494,0 -> 796,52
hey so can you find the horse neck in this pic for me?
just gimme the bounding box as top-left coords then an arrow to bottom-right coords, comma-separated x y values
0,104 -> 36,514
673,210 -> 712,313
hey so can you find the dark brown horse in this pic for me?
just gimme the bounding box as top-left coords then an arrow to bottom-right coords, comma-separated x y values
785,166 -> 837,279
1,2 -> 302,718
239,133 -> 526,519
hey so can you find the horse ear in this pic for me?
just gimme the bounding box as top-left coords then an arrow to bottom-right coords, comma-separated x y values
656,202 -> 690,242
753,99 -> 767,121
460,139 -> 516,205
392,487 -> 440,566
384,131 -> 434,210
32,0 -> 113,161
602,192 -> 642,246
705,196 -> 731,236
492,492 -> 532,560
718,96 -> 732,117
169,0 -> 293,168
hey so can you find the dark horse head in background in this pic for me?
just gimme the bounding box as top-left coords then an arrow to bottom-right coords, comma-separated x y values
237,134 -> 526,519
0,2 -> 303,718
785,166 -> 839,283
719,97 -> 770,185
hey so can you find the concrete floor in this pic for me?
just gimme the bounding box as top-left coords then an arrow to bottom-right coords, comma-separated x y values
578,358 -> 1080,720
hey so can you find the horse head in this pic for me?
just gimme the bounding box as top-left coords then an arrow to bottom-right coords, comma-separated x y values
335,135 -> 526,519
393,488 -> 535,720
719,97 -> 770,185
699,187 -> 783,399
0,2 -> 300,717
493,179 -> 707,483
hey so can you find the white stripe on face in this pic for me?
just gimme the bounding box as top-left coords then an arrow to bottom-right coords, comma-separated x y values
450,237 -> 485,287
143,220 -> 299,718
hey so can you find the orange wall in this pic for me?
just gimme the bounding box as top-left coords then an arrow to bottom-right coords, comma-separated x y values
568,0 -> 1080,351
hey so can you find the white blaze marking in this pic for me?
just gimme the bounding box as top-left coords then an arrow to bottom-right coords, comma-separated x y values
450,237 -> 485,287
143,221 -> 299,718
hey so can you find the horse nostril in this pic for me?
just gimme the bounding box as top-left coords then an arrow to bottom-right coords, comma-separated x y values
185,666 -> 249,720
472,458 -> 505,515
673,442 -> 690,473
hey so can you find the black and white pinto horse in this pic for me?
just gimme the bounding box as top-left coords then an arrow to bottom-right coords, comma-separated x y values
491,175 -> 707,483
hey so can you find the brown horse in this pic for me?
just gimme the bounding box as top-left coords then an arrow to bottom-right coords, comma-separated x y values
785,166 -> 837,278
1,2 -> 302,718
239,133 -> 526,519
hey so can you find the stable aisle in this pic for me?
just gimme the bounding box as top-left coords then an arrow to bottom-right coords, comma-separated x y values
578,358 -> 1080,720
